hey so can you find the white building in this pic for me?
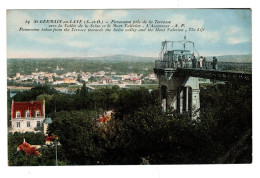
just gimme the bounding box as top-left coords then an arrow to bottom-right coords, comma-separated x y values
10,100 -> 45,133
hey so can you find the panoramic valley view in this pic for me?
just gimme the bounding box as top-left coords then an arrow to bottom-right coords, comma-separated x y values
7,54 -> 252,165
7,9 -> 252,166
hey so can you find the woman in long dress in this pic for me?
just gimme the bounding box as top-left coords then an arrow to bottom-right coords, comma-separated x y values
199,56 -> 203,69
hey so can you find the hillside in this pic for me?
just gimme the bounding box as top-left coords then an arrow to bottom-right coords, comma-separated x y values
83,55 -> 157,62
205,54 -> 252,63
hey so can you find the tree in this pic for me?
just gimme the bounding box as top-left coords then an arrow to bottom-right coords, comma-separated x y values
8,83 -> 251,165
198,83 -> 252,163
48,110 -> 101,165
8,132 -> 45,166
13,85 -> 58,101
80,82 -> 88,97
77,74 -> 81,82
7,90 -> 12,127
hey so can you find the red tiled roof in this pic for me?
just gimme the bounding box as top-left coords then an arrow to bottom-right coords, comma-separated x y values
98,115 -> 111,123
45,135 -> 55,142
101,77 -> 111,81
17,142 -> 39,156
12,101 -> 43,119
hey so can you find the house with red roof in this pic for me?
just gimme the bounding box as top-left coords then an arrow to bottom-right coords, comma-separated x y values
130,78 -> 142,85
10,100 -> 45,133
17,139 -> 40,156
99,77 -> 112,84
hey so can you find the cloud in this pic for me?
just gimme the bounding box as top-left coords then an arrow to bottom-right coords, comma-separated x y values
189,19 -> 204,28
226,26 -> 241,35
198,31 -> 220,42
226,37 -> 249,44
224,26 -> 250,44
33,37 -> 57,44
26,34 -> 90,49
7,10 -> 36,32
170,14 -> 186,24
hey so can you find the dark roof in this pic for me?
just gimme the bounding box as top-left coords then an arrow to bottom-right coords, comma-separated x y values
44,117 -> 52,124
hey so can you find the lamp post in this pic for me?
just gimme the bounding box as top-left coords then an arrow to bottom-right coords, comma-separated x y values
55,136 -> 58,166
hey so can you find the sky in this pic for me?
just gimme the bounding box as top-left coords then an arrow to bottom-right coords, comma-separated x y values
7,9 -> 252,58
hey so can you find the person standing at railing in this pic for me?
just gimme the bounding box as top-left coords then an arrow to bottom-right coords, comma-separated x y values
199,56 -> 203,69
214,57 -> 218,70
188,56 -> 192,68
203,57 -> 206,69
212,57 -> 218,70
182,55 -> 185,68
192,56 -> 197,68
178,55 -> 183,68
174,56 -> 178,68
178,55 -> 181,68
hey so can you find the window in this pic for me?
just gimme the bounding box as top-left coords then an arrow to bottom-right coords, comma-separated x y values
37,121 -> 40,127
35,110 -> 40,117
16,122 -> 20,128
16,111 -> 21,118
25,110 -> 30,118
27,121 -> 30,127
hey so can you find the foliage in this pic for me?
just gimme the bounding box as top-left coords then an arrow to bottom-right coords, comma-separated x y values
47,83 -> 251,165
8,132 -> 45,166
7,90 -> 12,127
48,110 -> 101,165
8,132 -> 68,166
37,145 -> 68,166
8,82 -> 252,165
198,82 -> 252,163
8,132 -> 46,146
13,85 -> 58,101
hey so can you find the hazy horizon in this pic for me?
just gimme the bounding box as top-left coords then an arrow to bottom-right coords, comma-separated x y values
7,53 -> 252,60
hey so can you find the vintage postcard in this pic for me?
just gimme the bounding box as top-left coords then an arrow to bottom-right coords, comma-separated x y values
7,9 -> 252,166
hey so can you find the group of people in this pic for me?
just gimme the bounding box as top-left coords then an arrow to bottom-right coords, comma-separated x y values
176,55 -> 218,70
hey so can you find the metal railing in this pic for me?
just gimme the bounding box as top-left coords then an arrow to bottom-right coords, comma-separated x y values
155,60 -> 252,72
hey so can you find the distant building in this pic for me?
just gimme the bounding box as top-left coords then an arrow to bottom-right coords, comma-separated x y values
16,73 -> 20,78
100,77 -> 112,84
48,78 -> 53,82
148,73 -> 157,80
53,80 -> 65,85
130,78 -> 142,85
64,77 -> 76,84
81,76 -> 89,82
45,135 -> 55,145
10,100 -> 45,133
97,71 -> 106,76
130,73 -> 138,78
111,76 -> 122,84
56,65 -> 60,70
